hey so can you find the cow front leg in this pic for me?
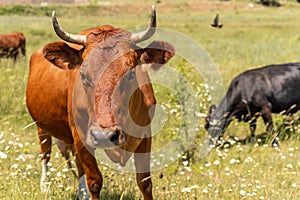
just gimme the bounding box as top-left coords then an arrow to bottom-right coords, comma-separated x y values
261,105 -> 278,146
74,141 -> 103,200
37,127 -> 52,193
74,153 -> 90,200
249,118 -> 257,143
134,138 -> 153,200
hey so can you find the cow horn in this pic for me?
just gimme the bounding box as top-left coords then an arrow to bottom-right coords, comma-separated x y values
194,111 -> 207,118
130,5 -> 156,43
52,11 -> 87,45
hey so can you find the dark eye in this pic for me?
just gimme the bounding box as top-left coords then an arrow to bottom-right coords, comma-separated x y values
205,123 -> 209,130
80,71 -> 92,88
128,70 -> 135,81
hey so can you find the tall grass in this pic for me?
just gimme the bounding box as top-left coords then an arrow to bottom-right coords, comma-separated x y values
0,1 -> 300,199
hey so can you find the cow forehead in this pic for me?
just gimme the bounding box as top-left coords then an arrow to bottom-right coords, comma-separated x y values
85,26 -> 132,46
81,39 -> 139,84
80,25 -> 134,58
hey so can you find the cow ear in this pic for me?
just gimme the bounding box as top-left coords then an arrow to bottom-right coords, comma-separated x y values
139,41 -> 175,71
205,104 -> 216,125
43,42 -> 83,70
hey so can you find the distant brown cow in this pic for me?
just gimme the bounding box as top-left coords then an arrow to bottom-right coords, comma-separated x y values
0,32 -> 26,62
26,6 -> 175,200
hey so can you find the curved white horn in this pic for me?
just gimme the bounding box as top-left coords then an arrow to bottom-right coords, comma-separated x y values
52,11 -> 86,45
195,111 -> 207,118
130,5 -> 156,43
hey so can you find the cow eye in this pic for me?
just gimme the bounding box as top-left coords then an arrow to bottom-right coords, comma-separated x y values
128,70 -> 135,81
80,71 -> 92,88
204,123 -> 209,130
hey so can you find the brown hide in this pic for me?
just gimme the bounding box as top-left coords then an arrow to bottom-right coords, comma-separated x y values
0,32 -> 26,61
26,28 -> 98,159
26,43 -> 79,143
26,19 -> 175,200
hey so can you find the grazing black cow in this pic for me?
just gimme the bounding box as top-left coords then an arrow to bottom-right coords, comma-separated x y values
201,63 -> 300,157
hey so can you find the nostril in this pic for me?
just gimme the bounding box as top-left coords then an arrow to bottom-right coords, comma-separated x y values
109,130 -> 120,144
90,130 -> 98,145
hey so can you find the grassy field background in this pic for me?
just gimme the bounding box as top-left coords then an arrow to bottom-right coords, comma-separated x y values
1,0 -> 300,199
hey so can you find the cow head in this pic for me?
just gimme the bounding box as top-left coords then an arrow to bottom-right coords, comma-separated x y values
200,104 -> 229,158
51,6 -> 175,149
204,104 -> 224,147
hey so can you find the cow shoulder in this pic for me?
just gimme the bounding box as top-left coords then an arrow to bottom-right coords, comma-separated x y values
43,42 -> 83,70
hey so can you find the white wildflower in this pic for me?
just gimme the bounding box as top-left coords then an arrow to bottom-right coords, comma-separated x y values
16,154 -> 26,161
11,164 -> 18,169
202,188 -> 208,194
182,160 -> 189,166
55,152 -> 59,158
245,157 -> 253,163
62,168 -> 68,173
213,160 -> 220,166
0,152 -> 7,159
26,164 -> 32,170
230,158 -> 237,164
205,162 -> 211,167
184,166 -> 192,172
181,187 -> 191,193
190,185 -> 199,189
287,164 -> 293,169
240,190 -> 246,196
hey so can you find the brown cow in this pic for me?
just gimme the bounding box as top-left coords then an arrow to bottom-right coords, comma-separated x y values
26,6 -> 175,200
0,32 -> 26,62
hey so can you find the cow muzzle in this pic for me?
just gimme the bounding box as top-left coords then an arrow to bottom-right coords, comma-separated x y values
199,126 -> 223,159
86,126 -> 126,149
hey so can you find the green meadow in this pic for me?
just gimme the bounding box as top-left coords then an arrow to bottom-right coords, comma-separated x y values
1,1 -> 300,199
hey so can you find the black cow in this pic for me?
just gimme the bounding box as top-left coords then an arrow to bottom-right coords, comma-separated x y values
201,63 -> 300,157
